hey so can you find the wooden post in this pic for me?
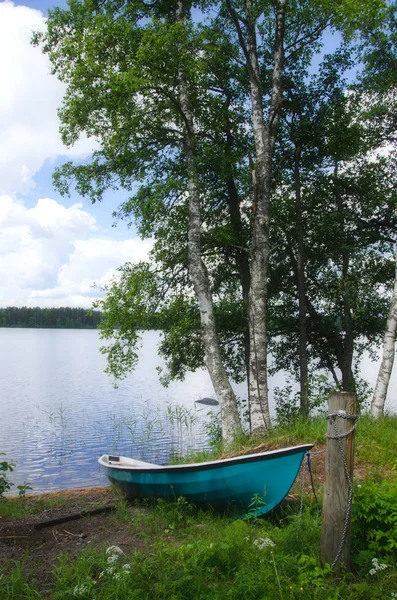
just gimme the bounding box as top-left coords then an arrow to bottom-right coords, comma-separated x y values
320,391 -> 356,569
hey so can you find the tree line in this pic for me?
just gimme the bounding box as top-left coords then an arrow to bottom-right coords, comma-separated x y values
0,307 -> 102,329
35,0 -> 397,444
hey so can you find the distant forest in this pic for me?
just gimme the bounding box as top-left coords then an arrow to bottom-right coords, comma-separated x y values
0,307 -> 102,329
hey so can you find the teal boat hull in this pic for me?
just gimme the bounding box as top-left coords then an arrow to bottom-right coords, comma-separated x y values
99,444 -> 313,516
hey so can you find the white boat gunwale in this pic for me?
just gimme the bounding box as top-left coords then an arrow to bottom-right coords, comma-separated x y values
99,443 -> 313,473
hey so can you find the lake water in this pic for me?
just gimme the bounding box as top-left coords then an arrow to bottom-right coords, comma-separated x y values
1,328 -> 396,494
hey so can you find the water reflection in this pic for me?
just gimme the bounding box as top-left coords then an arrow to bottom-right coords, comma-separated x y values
0,329 -> 222,493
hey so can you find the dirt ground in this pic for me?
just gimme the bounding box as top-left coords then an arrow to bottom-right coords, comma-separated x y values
0,486 -> 147,595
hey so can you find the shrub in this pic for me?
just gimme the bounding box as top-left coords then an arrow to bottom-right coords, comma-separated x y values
352,477 -> 397,556
0,453 -> 15,497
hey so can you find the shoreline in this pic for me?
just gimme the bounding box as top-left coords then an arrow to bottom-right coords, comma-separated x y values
5,484 -> 112,500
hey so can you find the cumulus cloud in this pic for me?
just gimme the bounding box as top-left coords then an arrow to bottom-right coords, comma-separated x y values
0,1 -> 95,194
31,238 -> 154,307
0,2 -> 154,308
0,195 -> 153,308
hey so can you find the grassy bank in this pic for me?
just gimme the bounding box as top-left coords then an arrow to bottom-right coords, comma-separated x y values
0,415 -> 396,599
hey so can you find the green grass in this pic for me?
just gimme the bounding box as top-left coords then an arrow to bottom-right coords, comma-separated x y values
265,413 -> 397,470
0,494 -> 72,519
4,498 -> 395,600
0,489 -> 112,520
169,447 -> 220,465
355,415 -> 397,468
0,562 -> 42,599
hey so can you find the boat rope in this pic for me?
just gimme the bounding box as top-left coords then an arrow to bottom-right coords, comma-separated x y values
299,453 -> 307,519
306,452 -> 319,504
326,411 -> 359,569
308,448 -> 326,456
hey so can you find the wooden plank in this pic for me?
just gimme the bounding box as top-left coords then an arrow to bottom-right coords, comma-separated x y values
320,391 -> 356,569
33,505 -> 115,530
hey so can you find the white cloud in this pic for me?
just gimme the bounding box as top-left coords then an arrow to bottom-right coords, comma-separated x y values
0,1 -> 95,194
0,2 -> 154,308
0,195 -> 153,307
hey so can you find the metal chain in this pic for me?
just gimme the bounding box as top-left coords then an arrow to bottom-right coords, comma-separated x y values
326,411 -> 359,439
326,411 -> 358,569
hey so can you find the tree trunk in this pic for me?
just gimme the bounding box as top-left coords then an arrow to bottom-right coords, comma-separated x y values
176,0 -> 242,445
245,0 -> 286,434
371,248 -> 397,417
294,143 -> 309,416
340,249 -> 355,392
224,109 -> 251,388
334,160 -> 355,392
226,0 -> 286,434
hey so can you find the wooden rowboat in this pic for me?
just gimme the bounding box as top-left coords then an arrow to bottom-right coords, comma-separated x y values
99,443 -> 313,516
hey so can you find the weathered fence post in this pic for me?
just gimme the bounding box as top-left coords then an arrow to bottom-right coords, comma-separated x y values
320,391 -> 357,569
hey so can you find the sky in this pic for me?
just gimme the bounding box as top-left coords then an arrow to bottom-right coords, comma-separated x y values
0,0 -> 153,309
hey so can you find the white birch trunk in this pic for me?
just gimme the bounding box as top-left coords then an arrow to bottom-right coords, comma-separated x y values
176,1 -> 241,446
244,0 -> 286,434
371,251 -> 397,417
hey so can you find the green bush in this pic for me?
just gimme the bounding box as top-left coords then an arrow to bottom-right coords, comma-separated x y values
352,477 -> 397,556
0,453 -> 15,496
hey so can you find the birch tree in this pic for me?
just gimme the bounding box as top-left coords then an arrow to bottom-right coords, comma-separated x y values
223,0 -> 287,433
222,0 -> 385,428
361,2 -> 397,417
175,0 -> 242,443
371,248 -> 397,417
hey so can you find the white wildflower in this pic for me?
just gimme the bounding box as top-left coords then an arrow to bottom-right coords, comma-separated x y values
73,583 -> 89,597
107,553 -> 119,565
114,572 -> 121,581
106,545 -> 124,556
99,564 -> 120,578
253,537 -> 275,550
122,564 -> 132,572
369,557 -> 389,576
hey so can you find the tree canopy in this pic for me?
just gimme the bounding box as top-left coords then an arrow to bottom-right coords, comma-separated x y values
35,0 -> 394,440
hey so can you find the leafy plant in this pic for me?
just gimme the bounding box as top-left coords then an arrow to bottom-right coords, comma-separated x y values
244,493 -> 267,522
17,483 -> 32,499
274,374 -> 332,427
274,384 -> 301,427
297,555 -> 333,590
352,477 -> 397,556
203,411 -> 222,448
0,453 -> 15,497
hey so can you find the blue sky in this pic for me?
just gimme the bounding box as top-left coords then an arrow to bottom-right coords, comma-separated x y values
0,0 -> 152,309
11,0 -> 66,12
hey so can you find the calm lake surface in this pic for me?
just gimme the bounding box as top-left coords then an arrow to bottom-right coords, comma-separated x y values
1,328 -> 396,494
